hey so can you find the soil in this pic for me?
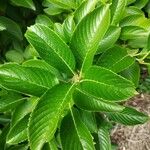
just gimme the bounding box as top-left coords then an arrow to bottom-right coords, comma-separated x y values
111,94 -> 150,150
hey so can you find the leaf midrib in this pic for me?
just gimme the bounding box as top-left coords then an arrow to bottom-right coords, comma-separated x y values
27,27 -> 75,75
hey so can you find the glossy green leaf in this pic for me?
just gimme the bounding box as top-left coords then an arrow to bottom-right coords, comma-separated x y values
43,1 -> 64,16
120,26 -> 148,40
0,63 -> 58,96
73,89 -> 124,112
74,0 -> 97,24
96,26 -> 121,54
11,97 -> 38,127
42,140 -> 58,150
10,0 -> 36,10
29,83 -> 75,150
97,46 -> 135,73
134,0 -> 149,9
25,24 -> 75,76
124,6 -> 144,17
35,14 -> 53,28
0,89 -> 23,112
54,23 -> 66,41
127,0 -> 136,5
60,108 -> 95,150
22,59 -> 62,80
147,34 -> 150,50
120,62 -> 140,87
79,109 -> 97,133
0,16 -> 22,40
107,107 -> 149,125
71,5 -> 110,74
63,15 -> 75,42
98,126 -> 111,150
47,0 -> 76,9
110,0 -> 126,25
80,66 -> 136,101
7,115 -> 29,144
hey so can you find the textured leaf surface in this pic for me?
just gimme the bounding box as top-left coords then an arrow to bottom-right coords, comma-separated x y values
71,5 -> 110,74
107,107 -> 149,125
73,89 -> 124,112
29,83 -> 75,150
79,110 -> 97,133
0,89 -> 23,112
63,15 -> 75,42
0,63 -> 58,96
74,0 -> 97,24
11,97 -> 38,127
10,0 -> 36,10
60,108 -> 95,150
80,66 -> 136,101
120,62 -> 140,87
96,26 -> 121,54
23,59 -> 61,79
97,46 -> 135,73
7,115 -> 29,144
35,14 -> 53,28
110,0 -> 126,25
98,127 -> 111,150
25,24 -> 75,75
0,16 -> 22,40
120,26 -> 148,40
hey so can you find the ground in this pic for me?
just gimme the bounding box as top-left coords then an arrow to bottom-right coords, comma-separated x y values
111,94 -> 150,150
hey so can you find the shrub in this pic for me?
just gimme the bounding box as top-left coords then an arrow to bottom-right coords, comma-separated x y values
0,0 -> 150,149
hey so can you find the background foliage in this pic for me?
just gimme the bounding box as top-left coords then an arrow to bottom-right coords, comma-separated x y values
0,0 -> 150,149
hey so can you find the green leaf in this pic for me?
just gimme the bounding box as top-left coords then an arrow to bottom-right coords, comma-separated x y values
6,144 -> 28,150
127,0 -> 136,5
29,83 -> 75,150
0,89 -> 23,112
25,24 -> 75,76
54,23 -> 66,41
147,34 -> 150,50
110,0 -> 127,25
120,62 -> 140,87
10,0 -> 36,10
43,2 -> 64,16
46,0 -> 76,9
74,0 -> 97,24
79,66 -> 136,102
98,126 -> 111,150
96,26 -> 121,54
11,97 -> 38,127
73,89 -> 124,112
0,16 -> 23,40
79,109 -> 97,133
22,59 -> 62,80
35,14 -> 53,28
23,45 -> 39,59
71,5 -> 110,74
0,124 -> 10,149
120,26 -> 148,40
0,63 -> 58,96
60,108 -> 95,150
134,0 -> 149,9
97,46 -> 135,73
107,107 -> 149,125
63,15 -> 75,43
124,6 -> 144,17
42,140 -> 58,150
7,115 -> 29,144
5,50 -> 24,64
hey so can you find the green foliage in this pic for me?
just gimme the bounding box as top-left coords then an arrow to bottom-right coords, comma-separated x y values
0,0 -> 150,149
